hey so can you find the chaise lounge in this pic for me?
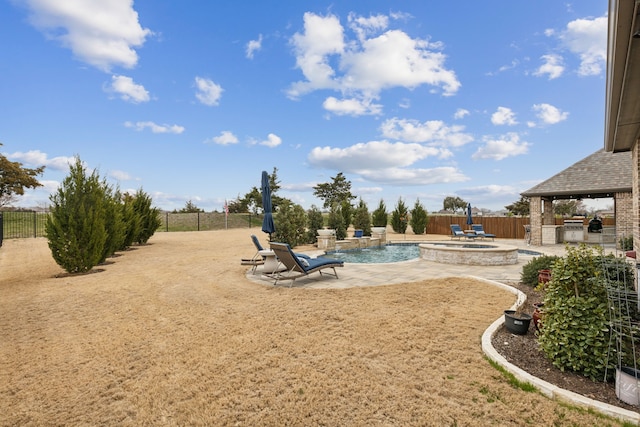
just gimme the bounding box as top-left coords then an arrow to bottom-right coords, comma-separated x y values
450,224 -> 478,240
471,224 -> 496,241
242,235 -> 311,274
269,242 -> 344,286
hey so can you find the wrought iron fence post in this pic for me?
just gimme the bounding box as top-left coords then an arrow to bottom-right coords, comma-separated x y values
0,212 -> 3,247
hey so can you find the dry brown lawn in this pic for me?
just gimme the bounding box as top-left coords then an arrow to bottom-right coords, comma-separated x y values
0,229 -> 629,426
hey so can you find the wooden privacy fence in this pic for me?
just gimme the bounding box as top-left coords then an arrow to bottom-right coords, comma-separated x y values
425,215 -> 615,239
426,215 -> 530,238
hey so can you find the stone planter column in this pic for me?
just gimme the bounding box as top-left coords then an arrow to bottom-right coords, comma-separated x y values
316,229 -> 336,251
371,226 -> 387,244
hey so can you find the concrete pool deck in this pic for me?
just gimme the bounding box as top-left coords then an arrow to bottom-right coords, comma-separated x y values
246,237 -> 640,424
247,237 -> 615,289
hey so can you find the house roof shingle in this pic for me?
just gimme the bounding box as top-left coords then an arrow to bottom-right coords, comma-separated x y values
521,149 -> 631,199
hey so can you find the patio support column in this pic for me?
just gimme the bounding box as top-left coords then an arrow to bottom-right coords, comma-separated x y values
529,196 -> 543,245
615,191 -> 633,248
543,199 -> 554,225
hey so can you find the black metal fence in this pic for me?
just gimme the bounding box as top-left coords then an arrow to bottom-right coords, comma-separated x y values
159,212 -> 262,232
0,211 -> 48,241
0,211 -> 261,245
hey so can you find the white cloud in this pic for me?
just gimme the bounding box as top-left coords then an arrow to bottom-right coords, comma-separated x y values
108,75 -> 150,103
549,14 -> 607,76
380,117 -> 473,148
260,133 -> 282,148
109,170 -> 133,181
6,149 -> 73,171
473,133 -> 530,160
287,12 -> 460,111
124,121 -> 185,134
357,166 -> 468,186
288,12 -> 345,97
308,140 -> 445,172
246,34 -> 263,59
24,0 -> 151,71
207,131 -> 238,145
532,103 -> 569,125
347,12 -> 389,42
194,77 -> 223,106
322,96 -> 383,116
534,54 -> 564,79
491,107 -> 518,126
453,108 -> 470,119
456,184 -> 522,208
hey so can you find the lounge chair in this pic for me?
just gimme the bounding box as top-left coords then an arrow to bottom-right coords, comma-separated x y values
250,234 -> 310,259
240,235 -> 267,273
471,224 -> 496,240
269,242 -> 344,286
243,235 -> 310,274
450,224 -> 478,240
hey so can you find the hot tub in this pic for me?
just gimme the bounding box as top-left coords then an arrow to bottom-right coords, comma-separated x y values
419,241 -> 519,265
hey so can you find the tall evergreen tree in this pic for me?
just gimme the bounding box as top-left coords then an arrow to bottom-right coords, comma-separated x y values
100,185 -> 125,263
391,198 -> 409,234
120,192 -> 141,250
45,157 -> 108,273
352,198 -> 371,236
132,189 -> 161,244
410,198 -> 428,234
306,205 -> 324,244
327,203 -> 347,240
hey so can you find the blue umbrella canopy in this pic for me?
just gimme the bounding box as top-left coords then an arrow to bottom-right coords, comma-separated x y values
261,171 -> 275,238
466,203 -> 473,225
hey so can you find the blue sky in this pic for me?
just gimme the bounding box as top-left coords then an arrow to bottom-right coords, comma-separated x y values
0,1 -> 609,213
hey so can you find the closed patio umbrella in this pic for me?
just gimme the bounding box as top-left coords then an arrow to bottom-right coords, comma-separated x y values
466,203 -> 473,226
261,171 -> 275,240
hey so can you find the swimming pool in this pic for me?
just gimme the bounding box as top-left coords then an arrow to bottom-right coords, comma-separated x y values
321,243 -> 542,264
322,244 -> 419,263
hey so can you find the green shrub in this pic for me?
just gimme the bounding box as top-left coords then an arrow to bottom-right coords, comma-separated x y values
409,199 -> 428,234
132,189 -> 161,244
120,192 -> 140,250
100,185 -> 125,263
328,204 -> 346,240
45,157 -> 108,274
352,198 -> 371,236
371,199 -> 388,227
520,255 -> 560,287
538,244 -> 613,381
619,235 -> 633,251
305,205 -> 324,244
340,200 -> 352,231
390,198 -> 409,234
273,200 -> 307,247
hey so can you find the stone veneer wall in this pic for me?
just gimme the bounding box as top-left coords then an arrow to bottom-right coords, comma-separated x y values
530,196 -> 542,245
615,191 -> 633,247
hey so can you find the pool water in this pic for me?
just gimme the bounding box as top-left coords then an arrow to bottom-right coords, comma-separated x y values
322,244 -> 419,264
321,243 -> 542,263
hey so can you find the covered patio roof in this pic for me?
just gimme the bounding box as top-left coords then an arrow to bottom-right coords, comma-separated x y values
605,0 -> 640,153
521,149 -> 631,200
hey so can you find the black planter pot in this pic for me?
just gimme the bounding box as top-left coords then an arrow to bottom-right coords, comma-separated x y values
504,310 -> 532,335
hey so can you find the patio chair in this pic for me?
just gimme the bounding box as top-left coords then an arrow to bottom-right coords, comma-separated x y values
450,224 -> 478,240
269,242 -> 344,286
471,224 -> 496,241
243,235 -> 310,274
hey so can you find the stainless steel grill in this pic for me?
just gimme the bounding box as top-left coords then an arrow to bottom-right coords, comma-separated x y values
563,219 -> 584,242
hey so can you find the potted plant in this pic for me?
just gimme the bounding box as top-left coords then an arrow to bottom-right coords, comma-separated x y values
504,308 -> 532,335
